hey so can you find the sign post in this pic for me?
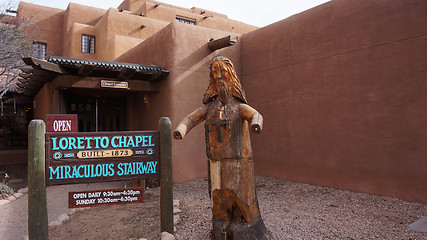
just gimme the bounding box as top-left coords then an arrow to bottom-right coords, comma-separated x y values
28,120 -> 48,240
159,117 -> 173,234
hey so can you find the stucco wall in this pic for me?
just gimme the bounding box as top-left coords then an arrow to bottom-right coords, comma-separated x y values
94,8 -> 170,60
33,81 -> 52,122
64,23 -> 98,59
61,3 -> 105,58
240,0 -> 427,203
19,0 -> 256,61
18,2 -> 64,57
104,35 -> 144,62
141,1 -> 257,34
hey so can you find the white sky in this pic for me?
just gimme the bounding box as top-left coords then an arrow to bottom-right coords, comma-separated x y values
14,0 -> 330,27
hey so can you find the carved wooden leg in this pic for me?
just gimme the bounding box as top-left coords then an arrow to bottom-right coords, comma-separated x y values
212,216 -> 274,240
209,159 -> 273,239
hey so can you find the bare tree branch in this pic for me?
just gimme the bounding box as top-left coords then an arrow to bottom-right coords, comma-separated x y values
0,0 -> 38,100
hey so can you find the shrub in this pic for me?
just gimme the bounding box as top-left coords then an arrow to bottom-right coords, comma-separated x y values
0,181 -> 14,198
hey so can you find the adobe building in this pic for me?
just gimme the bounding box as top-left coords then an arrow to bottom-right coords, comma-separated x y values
0,0 -> 256,163
1,0 -> 426,204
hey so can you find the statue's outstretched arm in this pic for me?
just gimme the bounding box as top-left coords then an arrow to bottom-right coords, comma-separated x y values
173,105 -> 208,139
240,104 -> 263,134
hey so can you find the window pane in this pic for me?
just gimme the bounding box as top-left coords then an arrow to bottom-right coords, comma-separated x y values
82,35 -> 88,52
82,35 -> 95,54
90,36 -> 95,54
33,42 -> 47,59
176,16 -> 196,25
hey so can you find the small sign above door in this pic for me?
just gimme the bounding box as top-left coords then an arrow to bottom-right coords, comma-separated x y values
101,80 -> 129,89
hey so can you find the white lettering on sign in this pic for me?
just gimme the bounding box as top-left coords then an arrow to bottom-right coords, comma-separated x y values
68,188 -> 143,208
53,120 -> 72,132
73,193 -> 87,199
101,80 -> 129,89
76,199 -> 96,205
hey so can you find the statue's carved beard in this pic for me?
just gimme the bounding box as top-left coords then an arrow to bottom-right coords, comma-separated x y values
217,80 -> 231,105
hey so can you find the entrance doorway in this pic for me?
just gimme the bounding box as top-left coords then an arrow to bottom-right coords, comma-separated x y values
67,94 -> 126,132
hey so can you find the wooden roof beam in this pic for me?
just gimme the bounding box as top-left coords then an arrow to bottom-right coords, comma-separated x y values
118,67 -> 137,79
22,57 -> 70,75
208,35 -> 238,51
17,83 -> 40,90
20,67 -> 57,78
19,72 -> 32,79
77,64 -> 95,76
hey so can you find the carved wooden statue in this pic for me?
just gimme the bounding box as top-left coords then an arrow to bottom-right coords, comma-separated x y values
174,56 -> 273,239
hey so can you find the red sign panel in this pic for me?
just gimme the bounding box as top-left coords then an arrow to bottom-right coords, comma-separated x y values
45,131 -> 160,186
46,114 -> 78,133
68,187 -> 144,208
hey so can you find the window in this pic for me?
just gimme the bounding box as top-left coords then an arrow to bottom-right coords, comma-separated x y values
82,35 -> 95,54
176,15 -> 195,25
33,42 -> 47,59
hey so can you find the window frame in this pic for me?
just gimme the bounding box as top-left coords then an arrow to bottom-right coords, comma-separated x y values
33,42 -> 47,60
175,15 -> 196,25
81,34 -> 96,54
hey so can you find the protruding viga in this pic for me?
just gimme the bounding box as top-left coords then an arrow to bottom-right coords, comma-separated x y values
174,56 -> 273,239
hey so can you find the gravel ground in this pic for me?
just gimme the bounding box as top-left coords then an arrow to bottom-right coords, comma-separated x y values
3,165 -> 425,239
47,176 -> 426,239
173,177 -> 426,240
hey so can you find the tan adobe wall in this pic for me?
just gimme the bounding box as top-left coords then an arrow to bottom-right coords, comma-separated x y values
94,8 -> 169,60
141,1 -> 257,34
32,78 -> 64,122
118,0 -> 145,13
191,7 -> 227,19
63,3 -> 105,32
33,81 -> 53,121
63,23 -> 97,59
19,0 -> 256,61
118,0 -> 256,34
18,2 -> 64,57
104,35 -> 144,62
116,22 -> 242,182
119,0 -> 227,18
18,2 -> 105,58
95,8 -> 168,40
240,0 -> 427,203
62,3 -> 106,58
196,16 -> 257,34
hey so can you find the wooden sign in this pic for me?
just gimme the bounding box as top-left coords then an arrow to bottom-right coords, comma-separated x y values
45,131 -> 160,186
46,114 -> 78,133
101,80 -> 128,89
68,187 -> 143,208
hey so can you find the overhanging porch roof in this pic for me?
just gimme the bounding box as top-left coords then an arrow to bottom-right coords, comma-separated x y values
14,56 -> 169,97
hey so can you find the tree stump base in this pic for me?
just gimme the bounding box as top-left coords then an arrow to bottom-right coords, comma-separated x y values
212,216 -> 274,240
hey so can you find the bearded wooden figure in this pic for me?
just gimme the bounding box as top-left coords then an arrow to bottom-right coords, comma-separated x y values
174,56 -> 273,239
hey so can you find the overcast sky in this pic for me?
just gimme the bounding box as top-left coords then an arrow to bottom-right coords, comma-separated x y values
16,0 -> 330,27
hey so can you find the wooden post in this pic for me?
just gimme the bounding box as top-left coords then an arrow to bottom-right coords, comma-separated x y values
159,117 -> 173,234
28,120 -> 48,240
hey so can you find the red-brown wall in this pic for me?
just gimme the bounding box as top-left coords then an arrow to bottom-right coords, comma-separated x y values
240,0 -> 427,203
